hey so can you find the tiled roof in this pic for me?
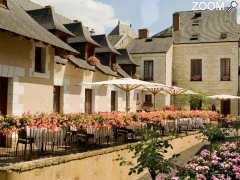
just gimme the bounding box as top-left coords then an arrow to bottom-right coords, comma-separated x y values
116,49 -> 138,66
18,0 -> 72,25
27,6 -> 74,37
95,64 -> 118,77
128,37 -> 173,54
65,22 -> 100,47
109,21 -> 137,38
92,34 -> 120,54
174,9 -> 240,44
152,26 -> 172,38
116,67 -> 131,78
68,56 -> 95,71
108,35 -> 123,47
0,0 -> 77,53
55,56 -> 68,65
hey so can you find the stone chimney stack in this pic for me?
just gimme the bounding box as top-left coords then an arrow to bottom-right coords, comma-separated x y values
138,28 -> 149,39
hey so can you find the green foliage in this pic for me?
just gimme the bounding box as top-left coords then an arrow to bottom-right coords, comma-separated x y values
200,124 -> 226,145
117,124 -> 173,180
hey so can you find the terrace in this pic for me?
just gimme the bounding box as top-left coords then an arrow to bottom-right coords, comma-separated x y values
0,111 -> 217,166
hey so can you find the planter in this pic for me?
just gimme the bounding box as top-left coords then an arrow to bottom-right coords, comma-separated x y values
0,133 -> 12,148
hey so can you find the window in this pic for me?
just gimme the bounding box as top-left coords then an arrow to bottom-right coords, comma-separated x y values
190,34 -> 199,40
0,0 -> 7,8
191,59 -> 202,81
145,95 -> 152,105
173,13 -> 180,31
220,58 -> 230,81
192,12 -> 202,19
34,47 -> 46,73
220,33 -> 227,39
192,20 -> 200,26
144,60 -> 153,81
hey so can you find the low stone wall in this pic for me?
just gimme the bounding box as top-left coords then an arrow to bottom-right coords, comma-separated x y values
0,133 -> 202,180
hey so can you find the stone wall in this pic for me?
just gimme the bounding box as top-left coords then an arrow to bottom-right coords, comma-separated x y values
0,31 -> 55,114
0,133 -> 202,180
54,63 -> 137,113
131,52 -> 172,109
173,42 -> 239,114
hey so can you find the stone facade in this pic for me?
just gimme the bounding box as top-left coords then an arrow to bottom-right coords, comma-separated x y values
173,42 -> 239,114
0,31 -> 55,115
0,133 -> 201,180
54,63 -> 137,113
131,49 -> 173,109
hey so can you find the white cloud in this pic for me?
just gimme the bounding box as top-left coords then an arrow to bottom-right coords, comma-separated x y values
31,0 -> 118,34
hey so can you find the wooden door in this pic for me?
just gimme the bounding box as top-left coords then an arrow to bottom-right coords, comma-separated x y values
0,77 -> 8,115
221,100 -> 231,116
111,91 -> 116,112
53,86 -> 61,113
85,89 -> 92,114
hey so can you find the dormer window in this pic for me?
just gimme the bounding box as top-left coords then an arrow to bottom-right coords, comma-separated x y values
145,38 -> 153,42
190,34 -> 199,40
0,0 -> 7,8
192,19 -> 200,26
192,12 -> 202,19
220,33 -> 227,39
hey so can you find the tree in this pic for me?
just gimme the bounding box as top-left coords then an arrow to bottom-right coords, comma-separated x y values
117,124 -> 173,180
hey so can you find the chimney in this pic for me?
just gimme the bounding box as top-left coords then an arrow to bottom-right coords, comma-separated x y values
138,28 -> 149,39
0,0 -> 7,7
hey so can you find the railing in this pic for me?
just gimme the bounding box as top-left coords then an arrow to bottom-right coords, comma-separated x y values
0,118 -> 209,166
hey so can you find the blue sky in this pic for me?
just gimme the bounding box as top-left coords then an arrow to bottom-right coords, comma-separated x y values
101,0 -> 194,34
33,0 -> 235,35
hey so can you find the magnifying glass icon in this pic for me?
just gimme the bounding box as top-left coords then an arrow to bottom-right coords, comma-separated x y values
227,1 -> 238,12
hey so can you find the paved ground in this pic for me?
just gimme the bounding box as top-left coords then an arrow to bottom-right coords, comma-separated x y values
136,142 -> 206,180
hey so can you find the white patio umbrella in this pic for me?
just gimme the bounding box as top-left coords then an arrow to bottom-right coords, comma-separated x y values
164,86 -> 198,96
141,84 -> 172,109
162,86 -> 198,106
208,94 -> 240,100
83,78 -> 156,112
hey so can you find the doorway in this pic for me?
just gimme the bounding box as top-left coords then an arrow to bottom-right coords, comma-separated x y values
221,100 -> 231,116
111,91 -> 117,112
53,86 -> 61,113
85,89 -> 92,114
0,77 -> 8,115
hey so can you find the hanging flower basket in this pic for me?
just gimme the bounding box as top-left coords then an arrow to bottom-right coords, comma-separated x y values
87,56 -> 100,66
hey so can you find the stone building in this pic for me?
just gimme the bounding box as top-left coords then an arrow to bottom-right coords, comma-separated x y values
0,0 -> 77,115
0,0 -> 137,115
127,29 -> 173,110
172,9 -> 240,115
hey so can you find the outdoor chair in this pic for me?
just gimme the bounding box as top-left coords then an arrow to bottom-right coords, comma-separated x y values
16,129 -> 34,157
76,130 -> 94,147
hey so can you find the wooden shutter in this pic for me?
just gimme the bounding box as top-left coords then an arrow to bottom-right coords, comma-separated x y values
191,59 -> 202,81
0,77 -> 8,115
220,58 -> 230,81
85,89 -> 92,114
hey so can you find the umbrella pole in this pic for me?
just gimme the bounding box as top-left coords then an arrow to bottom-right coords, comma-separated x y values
153,93 -> 156,110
